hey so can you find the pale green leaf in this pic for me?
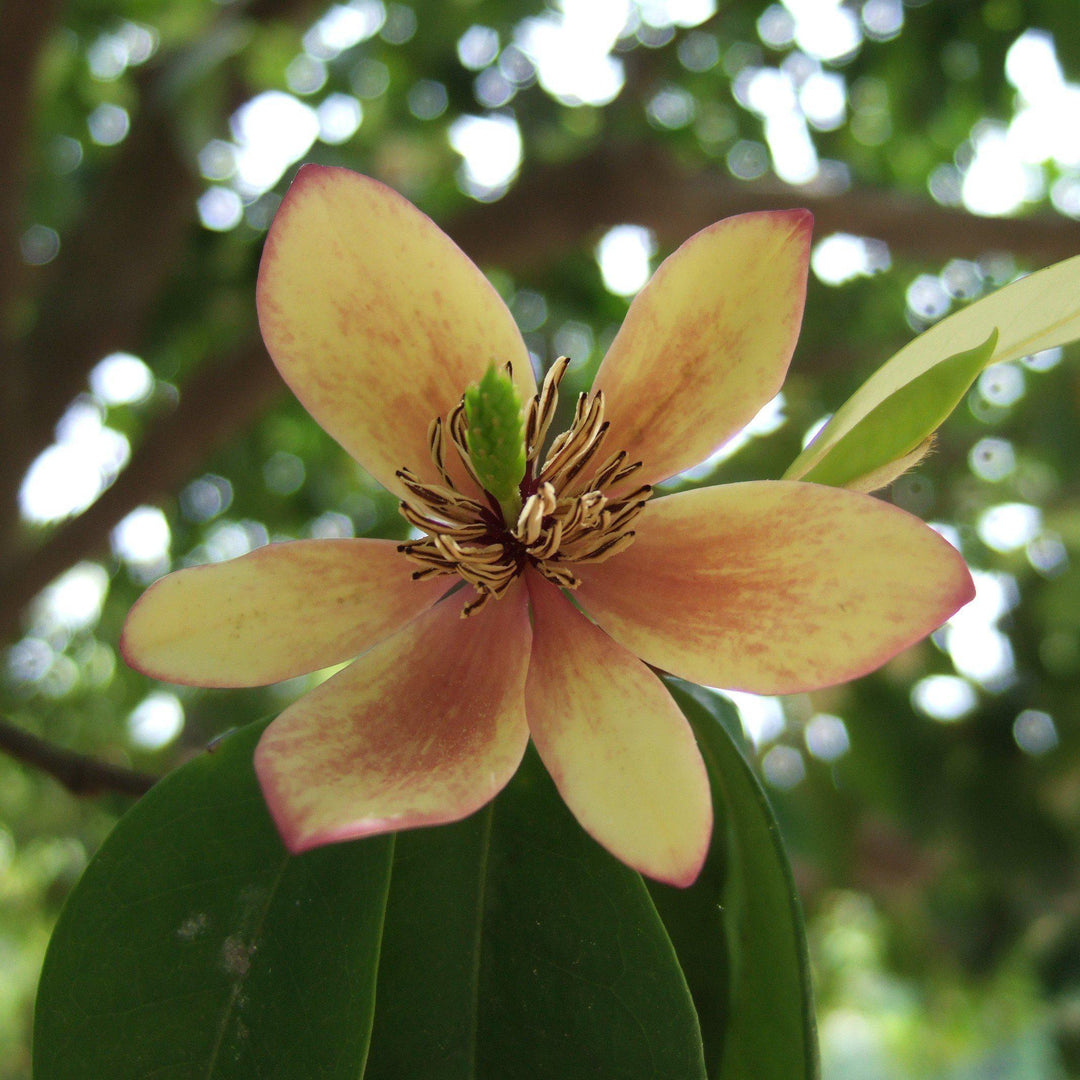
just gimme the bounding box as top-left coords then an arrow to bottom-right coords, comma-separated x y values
786,252 -> 1080,483
794,330 -> 997,489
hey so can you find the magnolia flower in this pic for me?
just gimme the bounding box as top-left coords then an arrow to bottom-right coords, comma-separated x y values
122,165 -> 974,886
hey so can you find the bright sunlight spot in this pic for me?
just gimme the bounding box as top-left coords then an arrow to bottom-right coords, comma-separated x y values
127,691 -> 185,750
722,689 -> 786,748
596,224 -> 656,296
89,352 -> 154,406
230,92 -> 320,198
911,674 -> 978,722
112,507 -> 171,576
977,502 -> 1042,553
943,570 -> 1019,692
448,114 -> 523,200
20,401 -> 130,524
516,0 -> 628,107
812,233 -> 891,285
30,563 -> 110,635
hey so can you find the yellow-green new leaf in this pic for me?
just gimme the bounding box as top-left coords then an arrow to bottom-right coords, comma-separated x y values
786,251 -> 1080,485
794,330 -> 997,490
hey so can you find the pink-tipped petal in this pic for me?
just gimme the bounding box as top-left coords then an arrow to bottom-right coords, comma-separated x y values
593,210 -> 811,486
257,165 -> 535,500
254,583 -> 531,852
576,481 -> 975,695
121,540 -> 447,687
525,573 -> 712,887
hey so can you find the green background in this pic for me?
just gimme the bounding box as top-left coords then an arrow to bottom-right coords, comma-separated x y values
4,0 -> 1080,1075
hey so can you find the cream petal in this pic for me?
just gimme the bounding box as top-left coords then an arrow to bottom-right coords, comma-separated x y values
121,539 -> 448,687
592,210 -> 811,487
575,481 -> 975,695
257,165 -> 535,500
255,583 -> 531,852
525,573 -> 712,887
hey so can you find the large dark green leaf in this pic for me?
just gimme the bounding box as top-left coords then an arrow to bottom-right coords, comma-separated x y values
365,744 -> 707,1080
34,720 -> 394,1079
654,682 -> 819,1080
36,730 -> 706,1079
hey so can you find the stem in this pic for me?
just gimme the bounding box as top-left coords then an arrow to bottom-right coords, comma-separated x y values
0,716 -> 157,797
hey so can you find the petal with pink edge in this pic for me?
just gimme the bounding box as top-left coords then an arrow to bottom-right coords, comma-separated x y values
121,539 -> 447,687
254,583 -> 531,853
576,481 -> 975,695
257,165 -> 535,500
593,211 -> 811,487
525,573 -> 712,887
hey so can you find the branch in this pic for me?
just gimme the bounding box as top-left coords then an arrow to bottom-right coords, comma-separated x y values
447,142 -> 1080,271
0,0 -> 333,569
0,0 -> 65,315
0,716 -> 157,797
4,142 -> 1080,645
0,337 -> 283,645
0,0 -> 68,548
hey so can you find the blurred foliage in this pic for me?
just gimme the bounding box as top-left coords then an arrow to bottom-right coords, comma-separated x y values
3,0 -> 1080,1076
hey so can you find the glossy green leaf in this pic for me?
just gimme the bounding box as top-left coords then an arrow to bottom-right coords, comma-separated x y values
654,682 -> 819,1080
36,731 -> 707,1079
365,743 -> 707,1080
786,250 -> 1080,484
34,720 -> 394,1080
792,330 -> 997,489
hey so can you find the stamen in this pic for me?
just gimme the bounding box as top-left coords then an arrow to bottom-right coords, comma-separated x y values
427,418 -> 455,487
609,460 -> 639,486
528,518 -> 563,560
526,356 -> 570,463
396,354 -> 651,617
447,402 -> 483,489
536,563 -> 580,589
573,530 -> 638,564
538,393 -> 606,486
461,590 -> 493,617
411,566 -> 450,581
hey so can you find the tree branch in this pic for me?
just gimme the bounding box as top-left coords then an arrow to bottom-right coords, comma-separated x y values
0,716 -> 157,797
0,0 -> 68,555
447,142 -> 1080,271
0,338 -> 283,645
3,142 -> 1079,645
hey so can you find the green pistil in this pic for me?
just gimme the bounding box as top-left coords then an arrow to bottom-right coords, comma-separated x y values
464,364 -> 526,527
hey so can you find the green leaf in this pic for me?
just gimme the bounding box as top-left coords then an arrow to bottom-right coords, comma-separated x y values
786,250 -> 1080,485
36,735 -> 706,1079
34,720 -> 394,1080
793,329 -> 998,489
365,743 -> 707,1080
655,682 -> 819,1080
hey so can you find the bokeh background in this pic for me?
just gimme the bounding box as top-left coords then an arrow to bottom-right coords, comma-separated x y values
3,0 -> 1080,1076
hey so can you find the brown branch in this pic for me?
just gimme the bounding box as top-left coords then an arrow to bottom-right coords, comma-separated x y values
0,337 -> 283,645
0,0 -> 66,312
0,0 -> 330,575
3,143 -> 1080,645
447,143 -> 1080,271
0,716 -> 157,797
0,0 -> 68,553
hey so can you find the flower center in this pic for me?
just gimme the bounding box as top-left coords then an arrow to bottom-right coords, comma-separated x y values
396,357 -> 652,616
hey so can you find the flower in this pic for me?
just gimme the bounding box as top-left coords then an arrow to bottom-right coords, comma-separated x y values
122,165 -> 974,887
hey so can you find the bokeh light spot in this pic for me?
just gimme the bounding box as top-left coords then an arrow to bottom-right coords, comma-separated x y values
1013,709 -> 1058,756
128,692 -> 185,750
596,225 -> 656,296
